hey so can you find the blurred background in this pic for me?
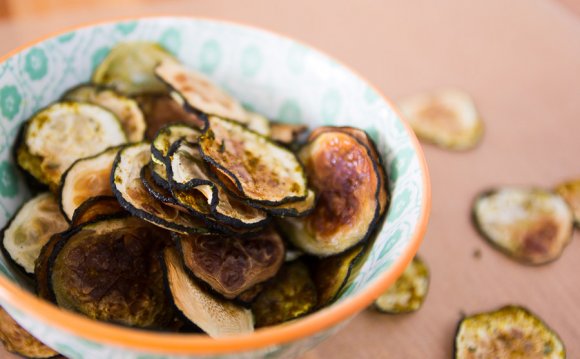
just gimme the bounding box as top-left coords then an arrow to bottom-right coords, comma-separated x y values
1,0 -> 580,358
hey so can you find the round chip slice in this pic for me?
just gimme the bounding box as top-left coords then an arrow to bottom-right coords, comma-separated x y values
199,116 -> 307,205
454,306 -> 565,358
111,142 -> 210,234
175,227 -> 285,299
280,131 -> 381,256
374,256 -> 429,314
555,179 -> 580,225
473,188 -> 573,265
62,84 -> 146,142
162,247 -> 254,337
0,306 -> 60,358
398,88 -> 484,150
155,60 -> 248,123
92,42 -> 177,95
17,102 -> 127,189
1,193 -> 68,274
59,146 -> 120,221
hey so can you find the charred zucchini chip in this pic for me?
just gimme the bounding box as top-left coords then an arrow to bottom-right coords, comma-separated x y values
151,123 -> 201,163
140,165 -> 176,204
59,146 -> 120,221
0,306 -> 60,358
176,227 -> 285,299
313,244 -> 365,307
135,93 -> 206,140
309,126 -> 388,215
245,112 -> 270,136
155,60 -> 248,123
455,305 -> 565,358
269,122 -> 308,145
17,102 -> 127,189
162,247 -> 254,337
473,188 -> 573,265
199,116 -> 308,205
254,189 -> 316,217
251,260 -> 317,327
70,196 -> 126,227
398,88 -> 484,150
62,84 -> 146,142
280,131 -> 381,256
50,217 -> 174,328
555,179 -> 580,225
1,193 -> 68,274
92,42 -> 177,96
111,142 -> 210,234
35,232 -> 66,301
374,256 -> 429,314
168,140 -> 268,227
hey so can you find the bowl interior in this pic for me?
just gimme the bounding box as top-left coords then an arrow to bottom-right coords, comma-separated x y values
0,17 -> 426,353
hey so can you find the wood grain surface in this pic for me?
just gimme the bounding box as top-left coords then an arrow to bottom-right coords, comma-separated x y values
1,0 -> 579,358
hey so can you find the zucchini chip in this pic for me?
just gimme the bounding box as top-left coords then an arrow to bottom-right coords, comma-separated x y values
176,227 -> 285,299
62,84 -> 146,142
168,140 -> 268,228
1,193 -> 68,274
199,116 -> 308,205
151,123 -> 201,163
92,42 -> 177,96
254,189 -> 316,217
35,232 -> 66,301
280,131 -> 381,256
135,94 -> 206,140
313,244 -> 365,307
17,102 -> 127,189
59,146 -> 120,221
0,306 -> 60,358
150,159 -> 171,190
398,88 -> 484,150
269,122 -> 308,145
155,60 -> 248,123
454,306 -> 565,358
473,188 -> 573,265
140,165 -> 175,204
50,217 -> 174,328
245,112 -> 270,136
70,196 -> 126,227
555,179 -> 580,225
309,126 -> 388,215
111,143 -> 210,234
374,256 -> 429,314
251,260 -> 317,328
162,247 -> 254,337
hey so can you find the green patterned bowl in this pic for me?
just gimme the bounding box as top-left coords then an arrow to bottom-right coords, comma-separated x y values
0,16 -> 430,359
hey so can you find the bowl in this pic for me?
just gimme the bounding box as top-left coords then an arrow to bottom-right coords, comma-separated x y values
0,16 -> 430,359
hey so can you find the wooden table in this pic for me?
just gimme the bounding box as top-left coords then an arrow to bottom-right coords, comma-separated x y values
1,0 -> 579,357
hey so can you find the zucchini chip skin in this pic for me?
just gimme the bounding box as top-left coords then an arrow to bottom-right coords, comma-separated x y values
70,196 -> 126,227
59,146 -> 120,221
374,256 -> 430,314
151,123 -> 201,163
280,131 -> 381,256
17,102 -> 127,190
472,188 -> 573,265
155,60 -> 248,123
161,246 -> 254,337
62,84 -> 146,142
454,306 -> 565,358
199,116 -> 308,205
398,88 -> 484,150
0,306 -> 60,358
140,165 -> 176,204
1,193 -> 68,274
175,227 -> 285,299
92,41 -> 178,96
251,260 -> 317,328
111,142 -> 210,234
49,217 -> 175,328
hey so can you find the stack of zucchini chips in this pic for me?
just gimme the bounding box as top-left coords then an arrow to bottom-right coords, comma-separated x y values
0,41 -> 389,349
